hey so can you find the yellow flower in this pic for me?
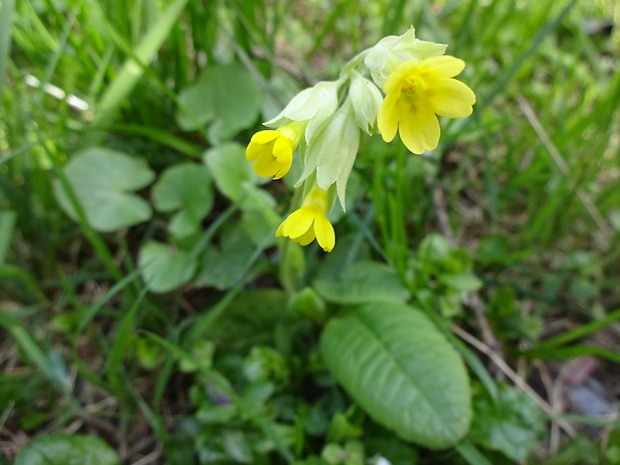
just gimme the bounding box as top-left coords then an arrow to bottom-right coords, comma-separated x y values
276,186 -> 335,252
378,55 -> 475,154
246,123 -> 304,179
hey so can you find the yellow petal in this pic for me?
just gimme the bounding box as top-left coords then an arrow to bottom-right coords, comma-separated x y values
246,140 -> 267,161
429,78 -> 475,118
314,216 -> 335,252
276,221 -> 285,237
253,152 -> 281,177
281,208 -> 314,239
272,167 -> 288,180
378,92 -> 400,143
417,55 -> 465,79
399,105 -> 440,154
272,136 -> 293,164
251,130 -> 280,145
294,227 -> 316,246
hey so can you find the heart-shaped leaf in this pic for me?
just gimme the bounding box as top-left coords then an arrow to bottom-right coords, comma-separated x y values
204,143 -> 279,231
138,241 -> 197,293
176,63 -> 262,144
54,147 -> 154,232
152,163 -> 213,237
203,143 -> 264,200
14,434 -> 121,465
321,302 -> 471,448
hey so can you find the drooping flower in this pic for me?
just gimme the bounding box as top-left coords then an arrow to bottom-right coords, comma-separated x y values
246,122 -> 304,179
378,55 -> 476,154
276,185 -> 335,252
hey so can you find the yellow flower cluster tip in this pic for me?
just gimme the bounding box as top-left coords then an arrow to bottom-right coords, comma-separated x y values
245,123 -> 304,179
245,27 -> 476,252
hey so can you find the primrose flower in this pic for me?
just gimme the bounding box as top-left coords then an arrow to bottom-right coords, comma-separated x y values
378,55 -> 476,154
276,185 -> 335,252
246,122 -> 304,179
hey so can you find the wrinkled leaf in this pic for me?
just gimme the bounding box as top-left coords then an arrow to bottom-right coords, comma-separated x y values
321,302 -> 471,448
152,163 -> 213,237
469,382 -> 544,461
14,434 -> 121,465
54,147 -> 154,232
176,63 -> 262,143
138,241 -> 197,293
314,261 -> 409,304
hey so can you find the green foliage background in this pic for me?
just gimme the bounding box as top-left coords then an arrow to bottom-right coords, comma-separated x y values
1,0 -> 619,464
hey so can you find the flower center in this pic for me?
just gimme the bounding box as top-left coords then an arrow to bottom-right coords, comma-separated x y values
400,74 -> 426,100
302,186 -> 329,213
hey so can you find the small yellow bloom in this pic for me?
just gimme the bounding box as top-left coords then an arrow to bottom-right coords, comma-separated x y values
378,55 -> 475,154
246,123 -> 303,179
276,186 -> 335,252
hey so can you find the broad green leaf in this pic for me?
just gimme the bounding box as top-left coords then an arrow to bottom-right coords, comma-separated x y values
187,289 -> 288,351
240,209 -> 278,246
438,273 -> 483,292
314,261 -> 409,304
176,63 -> 262,143
469,382 -> 543,461
204,143 -> 279,228
320,302 -> 471,448
194,228 -> 254,290
152,163 -> 213,238
138,241 -> 197,293
14,434 -> 121,465
203,143 -> 265,200
54,147 -> 154,232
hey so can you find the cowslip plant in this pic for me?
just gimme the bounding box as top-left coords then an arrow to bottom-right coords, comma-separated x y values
246,27 -> 475,251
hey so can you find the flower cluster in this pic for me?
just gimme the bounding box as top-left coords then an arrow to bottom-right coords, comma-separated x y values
246,27 -> 475,252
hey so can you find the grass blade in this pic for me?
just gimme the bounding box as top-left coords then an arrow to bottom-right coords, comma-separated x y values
85,0 -> 190,145
0,0 -> 15,105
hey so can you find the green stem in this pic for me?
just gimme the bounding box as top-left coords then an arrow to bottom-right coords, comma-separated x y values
340,49 -> 370,78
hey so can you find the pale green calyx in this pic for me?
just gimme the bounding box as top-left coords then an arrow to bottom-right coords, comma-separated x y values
349,72 -> 384,134
264,80 -> 342,144
364,26 -> 447,89
296,99 -> 360,209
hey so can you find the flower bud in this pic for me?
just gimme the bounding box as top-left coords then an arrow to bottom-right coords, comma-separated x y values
264,80 -> 341,144
364,27 -> 447,89
349,72 -> 384,134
